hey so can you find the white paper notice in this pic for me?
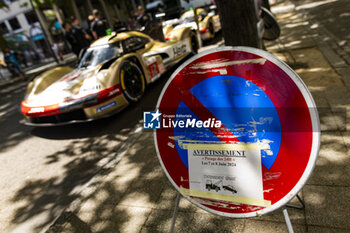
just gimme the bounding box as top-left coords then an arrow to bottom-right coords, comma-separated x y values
188,147 -> 264,201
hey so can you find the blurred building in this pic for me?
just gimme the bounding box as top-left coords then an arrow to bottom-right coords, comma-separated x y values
0,0 -> 51,60
0,0 -> 192,55
0,0 -> 147,41
0,0 -> 34,36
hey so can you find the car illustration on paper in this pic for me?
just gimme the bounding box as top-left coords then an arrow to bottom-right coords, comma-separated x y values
223,185 -> 237,194
20,30 -> 198,126
205,180 -> 221,192
163,6 -> 221,42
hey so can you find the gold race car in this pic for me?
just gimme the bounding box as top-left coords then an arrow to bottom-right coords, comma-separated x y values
21,30 -> 198,126
163,7 -> 221,41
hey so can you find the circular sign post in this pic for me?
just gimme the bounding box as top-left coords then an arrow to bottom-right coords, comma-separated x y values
154,47 -> 320,218
262,7 -> 281,41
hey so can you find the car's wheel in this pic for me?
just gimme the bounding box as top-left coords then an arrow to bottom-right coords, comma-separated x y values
190,31 -> 199,54
120,60 -> 145,103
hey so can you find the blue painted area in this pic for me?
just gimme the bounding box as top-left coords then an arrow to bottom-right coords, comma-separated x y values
174,102 -> 221,168
32,34 -> 44,41
173,75 -> 281,169
96,101 -> 116,112
54,20 -> 62,30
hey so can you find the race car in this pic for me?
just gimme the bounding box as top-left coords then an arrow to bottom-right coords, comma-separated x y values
163,7 -> 221,41
20,30 -> 198,126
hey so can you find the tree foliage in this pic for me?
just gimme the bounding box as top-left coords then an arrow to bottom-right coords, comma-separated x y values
31,0 -> 58,8
0,2 -> 9,10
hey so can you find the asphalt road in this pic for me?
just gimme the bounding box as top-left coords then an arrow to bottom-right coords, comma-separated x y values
0,55 -> 187,233
3,1 -> 348,229
0,34 -> 225,232
291,0 -> 350,45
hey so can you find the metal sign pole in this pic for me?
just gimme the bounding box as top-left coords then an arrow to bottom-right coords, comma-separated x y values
286,194 -> 305,210
169,192 -> 181,233
283,207 -> 294,233
283,193 -> 305,233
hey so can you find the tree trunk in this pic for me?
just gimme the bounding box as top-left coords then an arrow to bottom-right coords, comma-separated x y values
216,0 -> 261,48
0,33 -> 7,52
53,3 -> 64,25
100,0 -> 113,29
70,0 -> 83,26
262,0 -> 271,11
0,3 -> 9,51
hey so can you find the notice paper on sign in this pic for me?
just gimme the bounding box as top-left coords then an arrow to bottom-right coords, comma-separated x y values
187,143 -> 265,205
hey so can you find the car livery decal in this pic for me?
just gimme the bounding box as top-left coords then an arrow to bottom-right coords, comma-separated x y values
148,62 -> 160,79
95,101 -> 117,113
173,43 -> 187,58
21,84 -> 122,117
144,56 -> 165,81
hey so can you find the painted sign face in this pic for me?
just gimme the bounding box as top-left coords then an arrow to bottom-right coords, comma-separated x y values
154,47 -> 320,217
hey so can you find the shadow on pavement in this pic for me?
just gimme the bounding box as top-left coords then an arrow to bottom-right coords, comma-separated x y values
46,131 -> 246,233
0,84 -> 31,154
8,57 -> 190,232
5,7 -> 350,230
45,46 -> 350,232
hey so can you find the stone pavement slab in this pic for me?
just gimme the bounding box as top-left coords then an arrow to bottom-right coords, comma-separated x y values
308,131 -> 350,186
318,44 -> 347,68
265,10 -> 317,51
303,185 -> 350,230
308,225 -> 350,233
96,205 -> 152,233
243,219 -> 306,233
253,196 -> 306,226
143,209 -> 245,233
336,67 -> 350,91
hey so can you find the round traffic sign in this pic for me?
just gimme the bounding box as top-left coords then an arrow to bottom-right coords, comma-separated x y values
154,47 -> 320,217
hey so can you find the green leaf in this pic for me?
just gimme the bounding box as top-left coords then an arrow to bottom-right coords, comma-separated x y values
0,2 -> 9,10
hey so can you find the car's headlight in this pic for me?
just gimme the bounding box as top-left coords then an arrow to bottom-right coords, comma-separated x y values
96,70 -> 108,80
79,70 -> 108,95
80,78 -> 102,94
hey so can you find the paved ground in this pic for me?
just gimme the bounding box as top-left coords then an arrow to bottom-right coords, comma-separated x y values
0,36 -> 224,233
44,1 -> 350,232
291,0 -> 350,64
0,60 -> 178,233
45,47 -> 350,232
1,0 -> 349,232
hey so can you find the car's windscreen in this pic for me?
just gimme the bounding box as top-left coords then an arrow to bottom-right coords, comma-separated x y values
78,43 -> 122,69
180,11 -> 207,22
180,11 -> 195,21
